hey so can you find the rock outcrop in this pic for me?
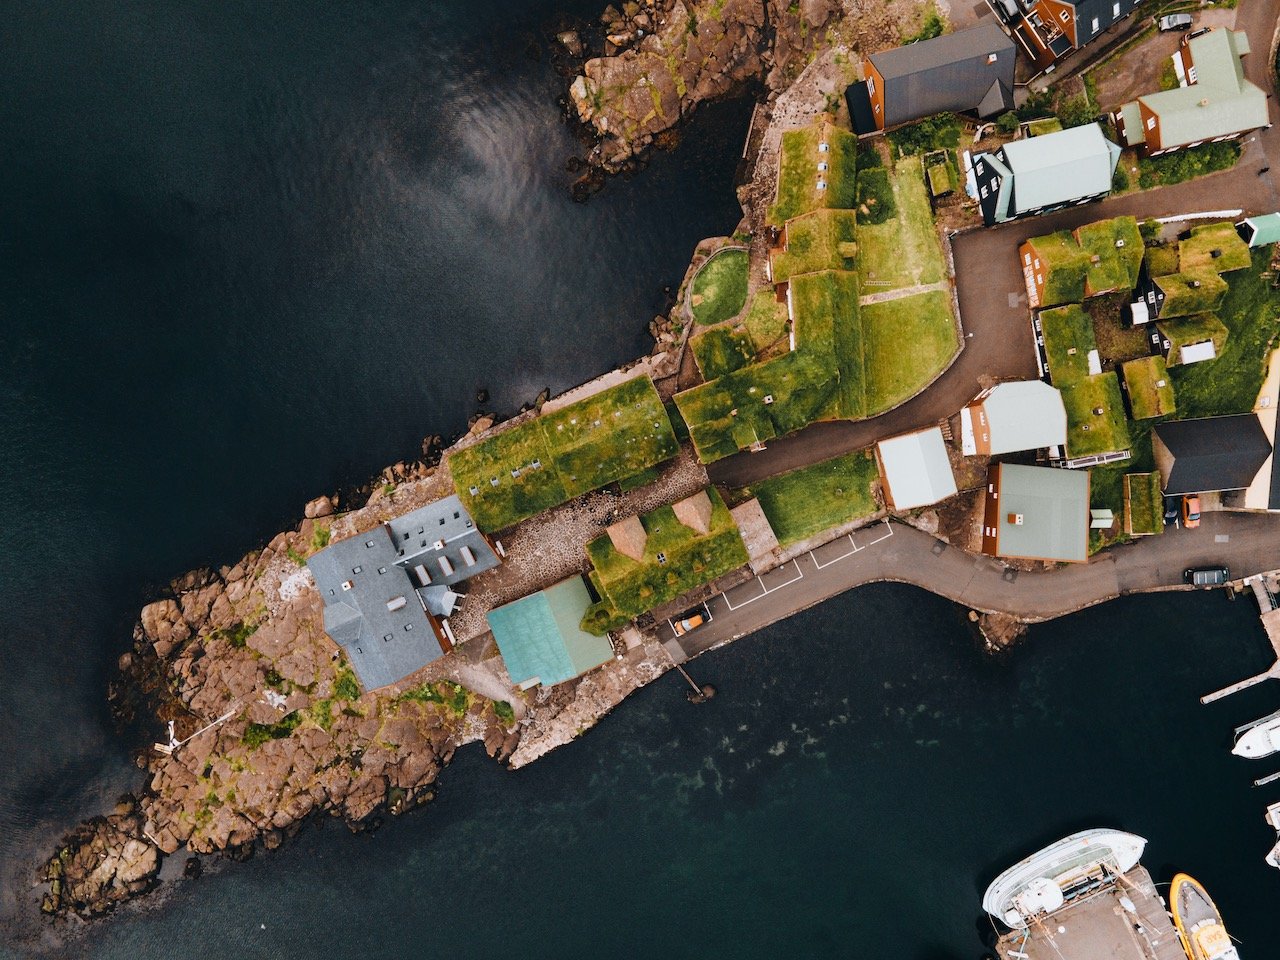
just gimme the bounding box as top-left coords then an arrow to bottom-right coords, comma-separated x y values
569,0 -> 841,172
41,797 -> 159,916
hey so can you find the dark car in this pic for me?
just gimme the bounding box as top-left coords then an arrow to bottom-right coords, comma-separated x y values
1184,565 -> 1230,587
1163,496 -> 1181,526
1158,13 -> 1193,31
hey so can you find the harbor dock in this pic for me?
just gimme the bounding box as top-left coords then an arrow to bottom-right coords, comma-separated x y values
1201,571 -> 1280,703
993,866 -> 1183,960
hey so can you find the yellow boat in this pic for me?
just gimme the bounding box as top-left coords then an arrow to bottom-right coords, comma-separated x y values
1170,873 -> 1241,960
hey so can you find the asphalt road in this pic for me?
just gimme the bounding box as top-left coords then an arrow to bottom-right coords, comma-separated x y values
662,511 -> 1280,660
707,0 -> 1280,489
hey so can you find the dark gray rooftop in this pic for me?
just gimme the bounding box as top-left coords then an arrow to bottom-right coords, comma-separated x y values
1071,0 -> 1143,47
1155,414 -> 1271,495
868,23 -> 1015,127
307,496 -> 500,691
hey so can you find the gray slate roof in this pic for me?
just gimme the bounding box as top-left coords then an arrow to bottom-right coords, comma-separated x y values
868,23 -> 1015,127
1070,0 -> 1144,47
1155,414 -> 1271,495
307,496 -> 499,691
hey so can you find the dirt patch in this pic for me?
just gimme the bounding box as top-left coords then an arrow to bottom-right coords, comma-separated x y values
1087,292 -> 1150,368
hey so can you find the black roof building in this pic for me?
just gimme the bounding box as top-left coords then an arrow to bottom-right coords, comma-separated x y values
865,23 -> 1015,129
1152,414 -> 1272,496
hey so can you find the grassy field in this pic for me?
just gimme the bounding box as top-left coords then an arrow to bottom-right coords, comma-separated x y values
1121,355 -> 1176,420
1171,247 -> 1280,416
856,167 -> 896,225
856,156 -> 946,292
743,290 -> 789,351
1124,472 -> 1164,536
860,291 -> 958,415
745,450 -> 879,546
584,489 -> 748,618
691,326 -> 755,379
450,376 -> 678,530
769,120 -> 858,226
769,209 -> 858,283
690,248 -> 749,326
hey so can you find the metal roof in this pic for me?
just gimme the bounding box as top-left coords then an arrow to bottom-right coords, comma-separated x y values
996,124 -> 1120,216
1132,30 -> 1268,150
877,427 -> 957,510
487,577 -> 614,688
1069,0 -> 1144,47
980,381 -> 1069,455
868,23 -> 1015,127
307,496 -> 499,691
1241,213 -> 1280,247
1155,414 -> 1272,495
992,463 -> 1090,563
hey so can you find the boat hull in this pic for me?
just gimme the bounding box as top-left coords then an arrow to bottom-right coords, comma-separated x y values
1170,872 -> 1240,960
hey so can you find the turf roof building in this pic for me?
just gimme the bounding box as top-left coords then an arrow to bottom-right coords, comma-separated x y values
875,427 -> 958,511
972,123 -> 1121,226
858,23 -> 1015,132
1019,217 -> 1143,308
307,496 -> 500,691
961,380 -> 1068,456
1152,414 -> 1273,497
991,0 -> 1144,71
980,462 -> 1090,563
1115,29 -> 1268,157
486,576 -> 614,689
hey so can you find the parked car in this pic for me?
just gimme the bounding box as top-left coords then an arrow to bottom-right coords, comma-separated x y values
671,603 -> 712,637
1158,13 -> 1193,31
1182,495 -> 1202,529
1185,565 -> 1230,587
1164,496 -> 1181,526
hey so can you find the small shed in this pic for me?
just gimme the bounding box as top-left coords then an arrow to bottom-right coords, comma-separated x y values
1239,213 -> 1280,248
487,577 -> 614,689
875,426 -> 957,511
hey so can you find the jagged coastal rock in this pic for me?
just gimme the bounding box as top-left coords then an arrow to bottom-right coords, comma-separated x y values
569,0 -> 841,171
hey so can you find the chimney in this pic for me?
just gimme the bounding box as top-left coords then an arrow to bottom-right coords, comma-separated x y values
1007,513 -> 1024,526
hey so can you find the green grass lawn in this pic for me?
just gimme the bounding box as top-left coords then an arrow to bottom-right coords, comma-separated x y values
743,290 -> 789,351
691,326 -> 756,379
1121,355 -> 1176,420
451,376 -> 678,530
860,290 -> 959,415
744,450 -> 880,546
856,156 -> 946,292
690,248 -> 749,326
769,209 -> 858,283
856,167 -> 896,225
769,120 -> 858,226
1171,247 -> 1280,416
584,489 -> 748,618
1124,471 -> 1164,536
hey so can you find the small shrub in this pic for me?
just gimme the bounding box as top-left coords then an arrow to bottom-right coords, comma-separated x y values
286,546 -> 306,567
334,666 -> 361,701
1057,95 -> 1096,129
494,701 -> 516,726
995,111 -> 1019,135
905,6 -> 944,43
243,710 -> 302,749
399,682 -> 444,704
1112,165 -> 1129,192
310,525 -> 331,552
856,167 -> 897,225
855,144 -> 883,172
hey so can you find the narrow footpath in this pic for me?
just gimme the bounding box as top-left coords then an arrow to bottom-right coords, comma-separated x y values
661,511 -> 1280,659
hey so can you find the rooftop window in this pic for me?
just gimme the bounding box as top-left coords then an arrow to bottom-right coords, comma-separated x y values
352,565 -> 362,574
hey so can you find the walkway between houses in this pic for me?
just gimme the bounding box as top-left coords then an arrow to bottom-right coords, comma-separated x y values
660,512 -> 1280,660
857,279 -> 949,306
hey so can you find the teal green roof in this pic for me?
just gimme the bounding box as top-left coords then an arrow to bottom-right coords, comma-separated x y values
1242,213 -> 1280,247
487,577 -> 613,687
1130,29 -> 1269,149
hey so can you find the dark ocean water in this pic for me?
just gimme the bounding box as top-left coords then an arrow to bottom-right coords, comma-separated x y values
3,2 -> 1280,958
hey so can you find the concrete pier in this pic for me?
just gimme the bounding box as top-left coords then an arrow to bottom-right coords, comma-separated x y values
993,866 -> 1184,960
1201,571 -> 1280,704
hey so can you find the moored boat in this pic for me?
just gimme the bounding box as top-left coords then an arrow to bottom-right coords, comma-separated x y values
1231,707 -> 1280,759
1170,873 -> 1240,960
981,828 -> 1146,929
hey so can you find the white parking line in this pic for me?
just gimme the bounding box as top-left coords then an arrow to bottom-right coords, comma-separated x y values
812,534 -> 859,569
723,559 -> 804,611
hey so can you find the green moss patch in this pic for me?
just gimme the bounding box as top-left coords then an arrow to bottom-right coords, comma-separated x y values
1124,471 -> 1164,536
690,248 -> 749,326
769,209 -> 858,283
691,326 -> 756,379
1178,221 -> 1251,275
744,450 -> 879,546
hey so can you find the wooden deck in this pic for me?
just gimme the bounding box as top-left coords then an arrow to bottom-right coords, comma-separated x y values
994,866 -> 1184,960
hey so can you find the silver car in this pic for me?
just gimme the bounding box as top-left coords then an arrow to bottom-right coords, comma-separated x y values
1158,13 -> 1193,31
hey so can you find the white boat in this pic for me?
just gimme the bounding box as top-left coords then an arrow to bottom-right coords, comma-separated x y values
1231,707 -> 1280,759
982,829 -> 1146,929
1266,801 -> 1280,870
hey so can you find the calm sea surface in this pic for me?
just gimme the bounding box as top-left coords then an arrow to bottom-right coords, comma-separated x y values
3,2 -> 1279,958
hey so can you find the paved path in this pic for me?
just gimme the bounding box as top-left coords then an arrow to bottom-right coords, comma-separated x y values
661,511 -> 1280,659
708,0 -> 1280,490
858,279 -> 950,306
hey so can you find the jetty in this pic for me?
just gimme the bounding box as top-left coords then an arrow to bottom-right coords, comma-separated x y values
1201,571 -> 1280,703
993,865 -> 1183,960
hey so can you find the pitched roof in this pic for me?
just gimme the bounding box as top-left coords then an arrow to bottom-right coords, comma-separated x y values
876,427 -> 957,510
1154,414 -> 1272,494
1132,30 -> 1269,149
868,23 -> 1015,126
1241,213 -> 1280,247
606,515 -> 648,561
487,577 -> 614,687
672,490 -> 714,534
991,463 -> 1090,563
979,381 -> 1069,454
994,124 -> 1120,217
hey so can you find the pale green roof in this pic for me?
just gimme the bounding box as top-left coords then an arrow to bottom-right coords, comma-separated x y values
1242,213 -> 1280,247
1132,30 -> 1269,149
992,463 -> 1089,563
995,124 -> 1120,218
487,577 -> 613,687
1118,101 -> 1145,147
